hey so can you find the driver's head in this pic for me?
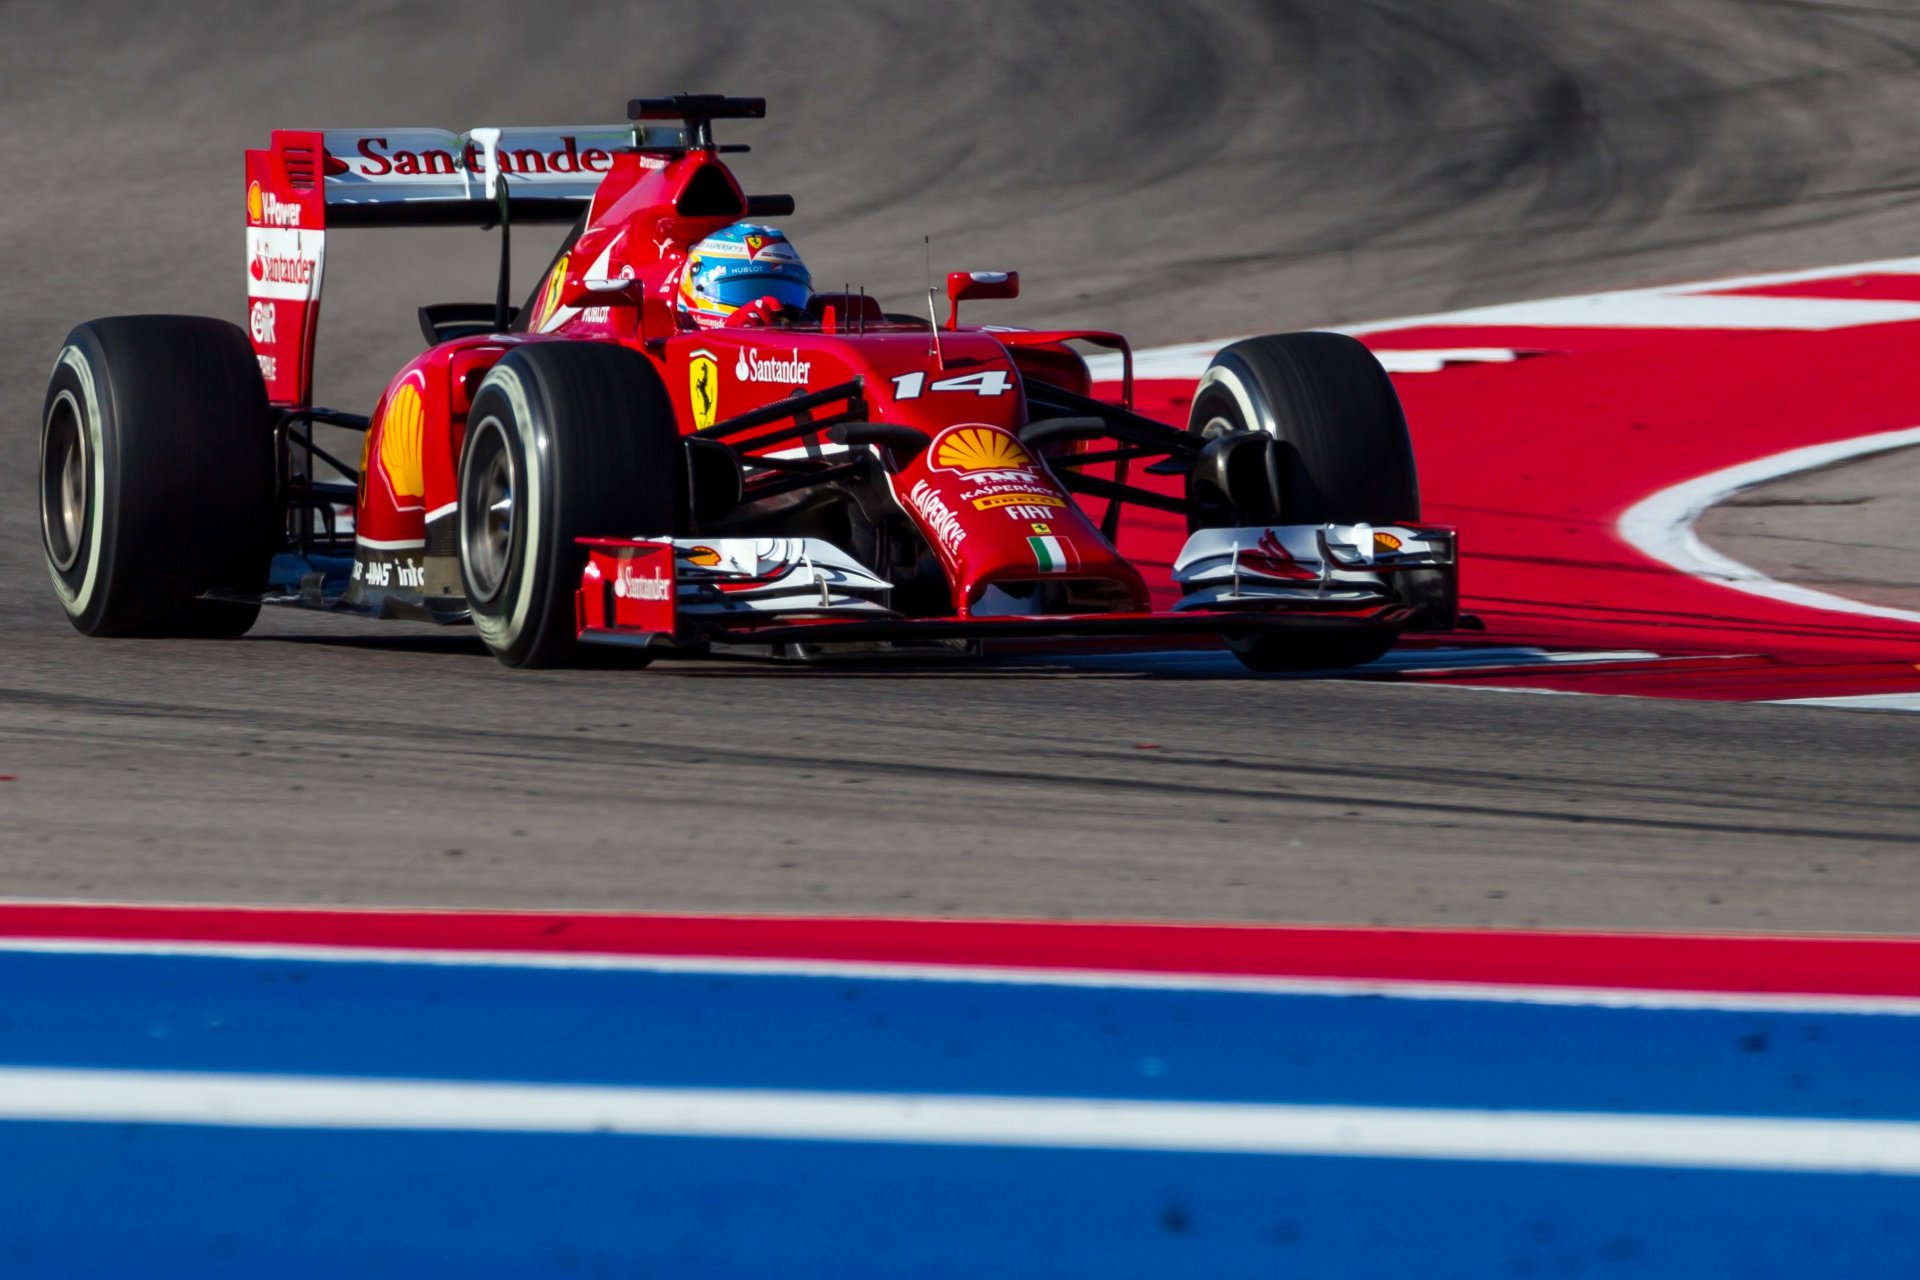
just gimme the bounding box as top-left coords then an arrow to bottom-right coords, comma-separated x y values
677,223 -> 811,329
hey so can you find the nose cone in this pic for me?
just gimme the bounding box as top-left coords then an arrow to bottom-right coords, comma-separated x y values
890,422 -> 1148,615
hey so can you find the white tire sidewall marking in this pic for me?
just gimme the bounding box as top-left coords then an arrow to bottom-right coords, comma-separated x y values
45,347 -> 108,617
1194,360 -> 1271,439
469,365 -> 545,652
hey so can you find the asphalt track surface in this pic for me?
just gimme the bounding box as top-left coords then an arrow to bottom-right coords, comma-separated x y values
1700,443 -> 1920,615
3,1 -> 1918,931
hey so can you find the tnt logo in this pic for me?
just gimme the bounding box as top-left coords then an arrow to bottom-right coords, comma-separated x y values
249,300 -> 277,344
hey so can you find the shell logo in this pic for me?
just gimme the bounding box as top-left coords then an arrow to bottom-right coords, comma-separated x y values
378,382 -> 426,500
246,181 -> 263,224
687,546 -> 723,567
930,425 -> 1034,475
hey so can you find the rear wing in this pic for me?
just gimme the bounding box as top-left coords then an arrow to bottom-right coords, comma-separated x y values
320,125 -> 649,226
243,124 -> 665,403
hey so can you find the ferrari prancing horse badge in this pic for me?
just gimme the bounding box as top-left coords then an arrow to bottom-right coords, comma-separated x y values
689,349 -> 719,430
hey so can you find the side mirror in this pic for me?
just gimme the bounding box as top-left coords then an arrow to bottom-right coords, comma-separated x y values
946,270 -> 1019,329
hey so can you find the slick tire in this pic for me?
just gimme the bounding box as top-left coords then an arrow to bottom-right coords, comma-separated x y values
41,316 -> 275,637
458,342 -> 679,668
1188,331 -> 1419,673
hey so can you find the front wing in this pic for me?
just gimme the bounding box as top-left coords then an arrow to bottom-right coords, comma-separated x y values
574,524 -> 1455,651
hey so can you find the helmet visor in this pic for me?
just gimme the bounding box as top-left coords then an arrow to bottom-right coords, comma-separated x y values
704,269 -> 811,313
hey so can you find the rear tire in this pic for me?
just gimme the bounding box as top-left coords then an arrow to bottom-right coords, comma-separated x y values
40,315 -> 275,637
458,342 -> 680,668
1187,332 -> 1418,672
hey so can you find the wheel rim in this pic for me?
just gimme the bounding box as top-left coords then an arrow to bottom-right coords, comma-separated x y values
41,391 -> 87,573
460,417 -> 518,605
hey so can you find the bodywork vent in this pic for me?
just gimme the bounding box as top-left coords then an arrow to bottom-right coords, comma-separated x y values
283,144 -> 318,191
675,165 -> 745,218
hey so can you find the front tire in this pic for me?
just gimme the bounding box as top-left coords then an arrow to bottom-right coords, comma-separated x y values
1188,332 -> 1419,672
458,342 -> 680,668
40,316 -> 275,637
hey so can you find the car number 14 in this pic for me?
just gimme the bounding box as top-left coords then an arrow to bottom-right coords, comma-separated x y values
890,369 -> 1013,399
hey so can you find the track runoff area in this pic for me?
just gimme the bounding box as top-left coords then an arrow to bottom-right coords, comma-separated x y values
10,263 -> 1920,1276
1082,255 -> 1920,708
2,904 -> 1919,1276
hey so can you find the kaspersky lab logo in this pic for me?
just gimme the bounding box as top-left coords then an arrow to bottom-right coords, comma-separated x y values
734,347 -> 811,386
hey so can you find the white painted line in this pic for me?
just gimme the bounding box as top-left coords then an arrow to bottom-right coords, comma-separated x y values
1087,255 -> 1920,382
1772,692 -> 1920,712
1616,426 -> 1920,628
1343,253 -> 1920,339
1372,347 -> 1525,374
5,1067 -> 1919,1173
5,938 -> 1919,1014
1661,254 -> 1920,294
1352,292 -> 1920,335
1099,346 -> 1529,379
1023,646 -> 1663,674
1099,338 -> 1234,381
1392,647 -> 1662,671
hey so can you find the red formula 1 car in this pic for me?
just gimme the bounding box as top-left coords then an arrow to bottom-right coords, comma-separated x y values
39,95 -> 1457,671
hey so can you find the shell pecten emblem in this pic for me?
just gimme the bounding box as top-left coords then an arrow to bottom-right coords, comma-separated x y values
246,180 -> 263,224
688,349 -> 720,430
931,425 -> 1035,475
378,382 -> 426,500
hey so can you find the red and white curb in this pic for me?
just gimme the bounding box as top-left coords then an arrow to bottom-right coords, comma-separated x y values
1093,256 -> 1920,707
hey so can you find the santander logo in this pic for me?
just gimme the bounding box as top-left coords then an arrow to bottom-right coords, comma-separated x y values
250,252 -> 314,286
613,565 -> 671,601
734,347 -> 812,386
342,135 -> 616,179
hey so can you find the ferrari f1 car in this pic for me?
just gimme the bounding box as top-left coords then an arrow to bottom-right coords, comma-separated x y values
40,95 -> 1457,671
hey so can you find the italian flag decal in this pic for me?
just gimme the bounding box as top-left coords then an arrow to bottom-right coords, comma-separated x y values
1028,534 -> 1079,573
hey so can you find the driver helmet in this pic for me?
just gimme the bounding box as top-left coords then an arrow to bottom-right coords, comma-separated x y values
677,223 -> 811,328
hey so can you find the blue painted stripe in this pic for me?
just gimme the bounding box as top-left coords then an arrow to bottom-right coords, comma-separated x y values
1,1122 -> 1916,1278
3,951 -> 1919,1119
